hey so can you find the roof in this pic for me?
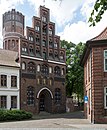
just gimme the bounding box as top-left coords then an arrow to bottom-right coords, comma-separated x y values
90,27 -> 107,41
0,49 -> 20,68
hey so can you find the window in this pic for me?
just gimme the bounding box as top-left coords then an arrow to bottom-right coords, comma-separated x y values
49,67 -> 52,73
54,66 -> 61,76
27,62 -> 36,73
55,88 -> 61,104
29,45 -> 34,55
22,62 -> 26,70
0,96 -> 7,109
104,50 -> 107,71
60,52 -> 64,60
49,27 -> 52,35
36,49 -> 41,57
42,16 -> 46,22
29,33 -> 34,42
55,52 -> 59,60
104,87 -> 107,108
27,86 -> 34,105
22,43 -> 27,53
49,40 -> 53,48
61,68 -> 65,75
11,96 -> 17,108
37,65 -> 40,72
41,64 -> 49,75
42,40 -> 46,46
1,75 -> 7,87
35,26 -> 40,31
11,76 -> 17,87
36,36 -> 40,43
49,52 -> 53,59
54,43 -> 58,48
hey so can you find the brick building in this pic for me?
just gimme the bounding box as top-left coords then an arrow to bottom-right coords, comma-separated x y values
81,27 -> 107,123
2,6 -> 66,113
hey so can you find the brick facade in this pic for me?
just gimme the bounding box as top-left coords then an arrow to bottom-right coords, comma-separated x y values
2,6 -> 66,114
81,28 -> 107,123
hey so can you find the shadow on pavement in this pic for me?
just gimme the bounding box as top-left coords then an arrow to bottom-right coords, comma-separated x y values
32,111 -> 85,120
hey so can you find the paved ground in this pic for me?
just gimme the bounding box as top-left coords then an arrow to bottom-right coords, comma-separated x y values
0,111 -> 107,129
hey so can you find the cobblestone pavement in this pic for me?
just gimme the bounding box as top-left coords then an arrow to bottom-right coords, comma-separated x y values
0,111 -> 107,129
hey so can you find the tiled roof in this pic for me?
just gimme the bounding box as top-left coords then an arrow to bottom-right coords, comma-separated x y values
0,49 -> 20,67
91,27 -> 107,41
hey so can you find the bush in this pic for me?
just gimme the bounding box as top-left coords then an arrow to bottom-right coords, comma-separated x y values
0,109 -> 33,121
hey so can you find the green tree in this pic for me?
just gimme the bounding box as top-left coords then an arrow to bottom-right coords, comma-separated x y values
89,0 -> 107,26
61,40 -> 85,100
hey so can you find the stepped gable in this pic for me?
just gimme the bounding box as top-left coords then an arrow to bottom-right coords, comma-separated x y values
0,49 -> 19,67
90,27 -> 107,41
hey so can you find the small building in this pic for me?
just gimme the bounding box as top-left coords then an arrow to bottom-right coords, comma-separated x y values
0,49 -> 20,109
81,27 -> 107,123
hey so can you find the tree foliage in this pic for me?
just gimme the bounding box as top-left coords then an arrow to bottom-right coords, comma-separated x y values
89,0 -> 107,26
61,40 -> 85,100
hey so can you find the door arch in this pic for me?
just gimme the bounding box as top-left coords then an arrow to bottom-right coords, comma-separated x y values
37,87 -> 53,113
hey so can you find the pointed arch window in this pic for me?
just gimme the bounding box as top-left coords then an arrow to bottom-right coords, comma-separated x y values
54,66 -> 61,76
55,88 -> 61,104
27,62 -> 36,73
22,62 -> 26,70
29,32 -> 34,42
41,64 -> 49,75
27,86 -> 34,105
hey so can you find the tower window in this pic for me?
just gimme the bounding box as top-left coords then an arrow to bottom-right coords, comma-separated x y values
35,26 -> 40,31
42,16 -> 46,22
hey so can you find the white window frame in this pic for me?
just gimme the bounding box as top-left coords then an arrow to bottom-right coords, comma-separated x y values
104,50 -> 107,72
104,87 -> 107,109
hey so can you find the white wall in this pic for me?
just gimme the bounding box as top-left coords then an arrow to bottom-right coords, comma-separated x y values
0,66 -> 20,109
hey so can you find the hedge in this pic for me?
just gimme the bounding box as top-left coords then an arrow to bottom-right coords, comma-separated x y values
0,109 -> 33,121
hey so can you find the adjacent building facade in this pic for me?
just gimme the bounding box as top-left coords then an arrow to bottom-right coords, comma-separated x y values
1,6 -> 66,113
0,49 -> 20,109
81,27 -> 107,123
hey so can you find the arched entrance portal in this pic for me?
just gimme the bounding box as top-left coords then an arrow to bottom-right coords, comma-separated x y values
37,87 -> 53,113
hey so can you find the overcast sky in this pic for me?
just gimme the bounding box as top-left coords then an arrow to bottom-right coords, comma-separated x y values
0,0 -> 107,48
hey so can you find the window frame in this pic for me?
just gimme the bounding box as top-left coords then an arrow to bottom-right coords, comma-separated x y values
11,76 -> 17,87
1,75 -> 7,87
104,50 -> 107,72
104,87 -> 107,109
11,96 -> 17,108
